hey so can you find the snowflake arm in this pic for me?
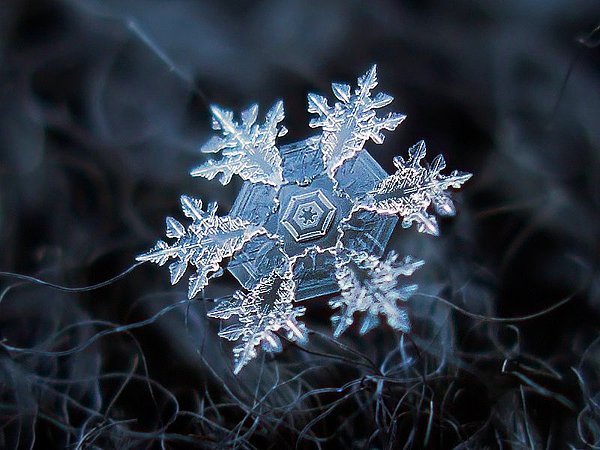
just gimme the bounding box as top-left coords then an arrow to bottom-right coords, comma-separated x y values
208,267 -> 307,374
307,65 -> 406,179
136,195 -> 267,299
330,250 -> 424,338
359,140 -> 472,236
191,101 -> 287,186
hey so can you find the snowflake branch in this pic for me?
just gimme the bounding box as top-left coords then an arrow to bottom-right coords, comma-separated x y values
207,266 -> 307,374
191,102 -> 287,186
330,250 -> 423,338
136,195 -> 267,299
307,65 -> 405,180
359,140 -> 472,236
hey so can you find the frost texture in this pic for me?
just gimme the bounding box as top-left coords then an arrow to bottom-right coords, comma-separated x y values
191,102 -> 287,186
140,66 -> 470,373
207,267 -> 307,374
360,140 -> 472,236
330,250 -> 424,338
136,195 -> 267,299
308,65 -> 406,179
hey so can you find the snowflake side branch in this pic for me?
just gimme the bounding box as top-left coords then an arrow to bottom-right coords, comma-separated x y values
358,140 -> 472,236
191,102 -> 287,186
136,195 -> 268,299
330,250 -> 423,338
207,265 -> 307,374
307,64 -> 406,180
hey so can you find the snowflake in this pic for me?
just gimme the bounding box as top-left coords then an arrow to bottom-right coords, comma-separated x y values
138,65 -> 471,373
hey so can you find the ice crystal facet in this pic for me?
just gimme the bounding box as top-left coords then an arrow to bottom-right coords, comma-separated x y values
360,140 -> 472,236
136,195 -> 267,299
191,101 -> 287,186
141,66 -> 470,372
207,266 -> 307,374
227,138 -> 398,300
307,65 -> 406,179
330,250 -> 424,338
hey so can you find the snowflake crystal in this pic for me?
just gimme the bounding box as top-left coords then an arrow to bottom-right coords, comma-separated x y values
138,65 -> 471,373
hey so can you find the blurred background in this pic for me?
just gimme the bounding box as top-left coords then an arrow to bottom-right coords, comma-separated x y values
0,0 -> 599,448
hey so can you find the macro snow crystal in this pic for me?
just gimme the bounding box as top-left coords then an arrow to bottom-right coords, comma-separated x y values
138,65 -> 471,373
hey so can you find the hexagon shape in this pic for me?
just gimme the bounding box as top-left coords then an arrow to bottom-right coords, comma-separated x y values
281,190 -> 336,242
228,137 -> 398,301
292,201 -> 322,228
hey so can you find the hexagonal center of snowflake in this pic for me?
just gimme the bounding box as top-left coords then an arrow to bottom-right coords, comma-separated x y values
296,205 -> 319,226
227,137 -> 398,301
281,190 -> 336,242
